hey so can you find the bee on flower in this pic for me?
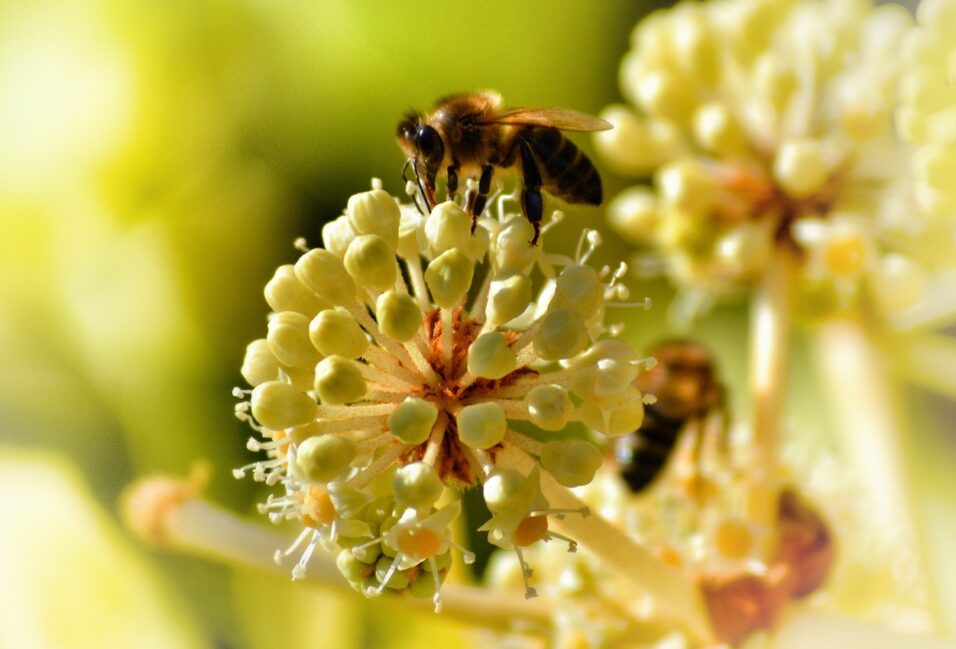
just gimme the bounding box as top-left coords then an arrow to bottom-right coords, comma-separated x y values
233,179 -> 653,608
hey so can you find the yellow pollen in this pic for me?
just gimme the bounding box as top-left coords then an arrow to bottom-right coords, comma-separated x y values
397,526 -> 442,560
514,515 -> 549,547
680,474 -> 717,503
714,519 -> 754,561
824,236 -> 866,276
304,487 -> 336,526
658,543 -> 684,568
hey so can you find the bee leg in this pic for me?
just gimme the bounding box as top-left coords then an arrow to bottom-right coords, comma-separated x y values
518,139 -> 543,245
447,164 -> 459,202
466,164 -> 494,233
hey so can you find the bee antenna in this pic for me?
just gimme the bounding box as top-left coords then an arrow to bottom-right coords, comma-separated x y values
402,158 -> 427,216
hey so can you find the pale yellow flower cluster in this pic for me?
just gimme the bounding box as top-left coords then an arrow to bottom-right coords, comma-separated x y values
595,0 -> 930,321
235,181 -> 652,608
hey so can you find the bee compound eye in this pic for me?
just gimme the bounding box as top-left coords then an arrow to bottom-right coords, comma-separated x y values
415,125 -> 443,161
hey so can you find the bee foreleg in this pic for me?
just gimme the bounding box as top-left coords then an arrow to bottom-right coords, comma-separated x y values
447,163 -> 459,202
518,139 -> 543,245
466,164 -> 494,233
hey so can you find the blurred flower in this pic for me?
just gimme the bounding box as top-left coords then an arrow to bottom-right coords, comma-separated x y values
594,0 -> 938,323
234,181 -> 654,606
0,449 -> 204,649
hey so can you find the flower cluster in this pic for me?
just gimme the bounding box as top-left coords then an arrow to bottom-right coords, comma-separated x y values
595,0 -> 930,321
487,413 -> 841,647
900,0 -> 956,221
234,181 -> 651,609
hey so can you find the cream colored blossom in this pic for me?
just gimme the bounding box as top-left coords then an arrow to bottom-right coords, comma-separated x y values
596,0 -> 931,322
234,179 -> 651,606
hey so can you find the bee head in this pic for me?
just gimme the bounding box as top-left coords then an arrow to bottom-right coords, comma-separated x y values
396,112 -> 444,167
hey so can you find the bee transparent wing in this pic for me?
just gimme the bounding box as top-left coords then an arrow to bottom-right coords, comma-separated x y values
479,107 -> 613,132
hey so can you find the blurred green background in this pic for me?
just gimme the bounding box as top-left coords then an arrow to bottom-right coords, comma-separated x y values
0,1 -> 677,647
3,1 -> 954,647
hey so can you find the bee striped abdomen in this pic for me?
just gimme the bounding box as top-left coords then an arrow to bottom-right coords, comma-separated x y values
616,413 -> 682,492
523,127 -> 602,205
615,340 -> 725,494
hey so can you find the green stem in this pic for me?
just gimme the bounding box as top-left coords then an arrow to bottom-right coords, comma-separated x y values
158,497 -> 554,633
749,251 -> 794,479
812,318 -> 939,630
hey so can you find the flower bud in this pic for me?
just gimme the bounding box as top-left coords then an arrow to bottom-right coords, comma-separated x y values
387,397 -> 438,445
344,234 -> 397,292
251,381 -> 317,430
540,440 -> 602,487
524,384 -> 573,431
314,356 -> 367,405
553,265 -> 604,317
267,311 -> 320,368
773,139 -> 830,199
241,339 -> 279,386
493,218 -> 540,272
872,253 -> 926,312
693,102 -> 745,155
295,248 -> 356,306
397,207 -> 425,259
264,265 -> 329,316
534,308 -> 588,361
569,339 -> 640,401
309,309 -> 368,359
425,201 -> 472,254
425,248 -> 474,309
393,462 -> 444,510
337,549 -> 369,583
322,215 -> 358,256
595,105 -> 683,175
296,435 -> 356,482
467,332 -> 518,379
463,223 -> 490,261
486,271 -> 533,325
483,469 -> 536,515
347,189 -> 400,249
375,555 -> 411,590
657,159 -> 718,215
608,186 -> 659,246
753,53 -> 797,112
457,402 -> 507,449
714,221 -> 773,280
376,290 -> 422,341
635,70 -> 696,124
672,9 -> 717,83
578,393 -> 645,437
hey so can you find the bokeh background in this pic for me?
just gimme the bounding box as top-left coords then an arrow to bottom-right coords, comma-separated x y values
0,0 -> 952,648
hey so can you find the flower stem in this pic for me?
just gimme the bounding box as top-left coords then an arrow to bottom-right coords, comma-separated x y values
130,486 -> 553,633
499,446 -> 714,644
750,251 -> 794,481
812,318 -> 939,629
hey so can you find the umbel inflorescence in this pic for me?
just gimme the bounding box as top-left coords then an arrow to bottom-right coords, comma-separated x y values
595,0 -> 932,321
234,181 -> 651,610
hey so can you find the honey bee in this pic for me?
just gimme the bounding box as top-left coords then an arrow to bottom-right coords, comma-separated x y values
615,340 -> 727,493
396,91 -> 612,245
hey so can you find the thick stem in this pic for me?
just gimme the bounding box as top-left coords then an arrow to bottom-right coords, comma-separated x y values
498,446 -> 714,644
813,318 -> 938,629
749,251 -> 794,480
157,496 -> 553,633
